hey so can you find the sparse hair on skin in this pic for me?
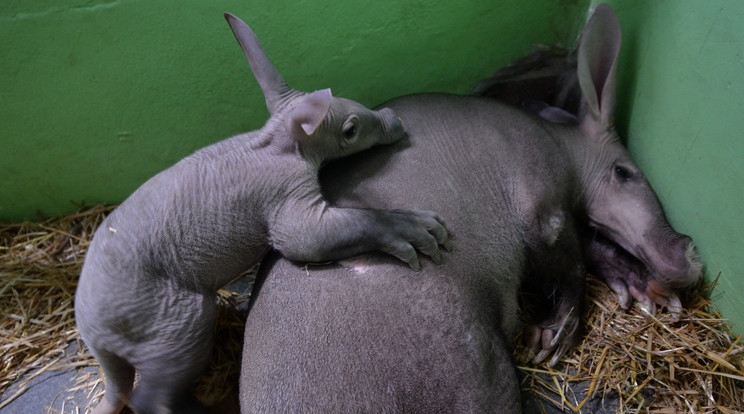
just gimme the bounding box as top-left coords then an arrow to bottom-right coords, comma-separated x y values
74,13 -> 450,414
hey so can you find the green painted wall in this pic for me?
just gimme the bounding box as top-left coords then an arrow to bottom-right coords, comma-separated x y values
0,0 -> 585,220
595,0 -> 744,333
2,1 -> 741,330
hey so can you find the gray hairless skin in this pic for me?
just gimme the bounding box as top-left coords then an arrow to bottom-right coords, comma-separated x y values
239,4 -> 701,412
75,13 -> 449,414
473,6 -> 702,322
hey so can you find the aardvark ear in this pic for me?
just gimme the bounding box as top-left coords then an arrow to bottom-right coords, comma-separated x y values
577,3 -> 622,133
290,89 -> 333,136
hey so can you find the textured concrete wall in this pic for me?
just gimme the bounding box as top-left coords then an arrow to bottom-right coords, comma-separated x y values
0,0 -> 585,220
597,0 -> 744,333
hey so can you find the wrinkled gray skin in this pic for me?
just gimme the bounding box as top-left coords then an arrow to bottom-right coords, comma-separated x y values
240,4 -> 701,412
474,6 -> 702,321
75,13 -> 449,414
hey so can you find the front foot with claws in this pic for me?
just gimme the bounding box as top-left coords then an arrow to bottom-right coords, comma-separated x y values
583,230 -> 685,320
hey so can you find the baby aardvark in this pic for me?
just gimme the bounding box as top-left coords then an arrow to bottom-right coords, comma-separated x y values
75,13 -> 449,414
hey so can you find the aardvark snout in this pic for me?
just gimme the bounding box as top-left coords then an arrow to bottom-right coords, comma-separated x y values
377,108 -> 406,144
644,232 -> 702,289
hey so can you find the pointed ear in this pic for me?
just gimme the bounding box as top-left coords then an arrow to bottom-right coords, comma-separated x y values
577,4 -> 622,131
290,89 -> 333,136
522,100 -> 579,124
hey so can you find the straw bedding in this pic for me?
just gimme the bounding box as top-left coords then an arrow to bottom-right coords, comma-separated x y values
0,205 -> 248,412
517,275 -> 744,413
1,205 -> 742,412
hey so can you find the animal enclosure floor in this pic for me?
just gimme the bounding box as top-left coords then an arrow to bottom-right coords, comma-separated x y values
1,205 -> 742,413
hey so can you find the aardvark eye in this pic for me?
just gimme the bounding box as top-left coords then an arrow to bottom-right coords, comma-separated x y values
343,126 -> 357,139
614,165 -> 632,181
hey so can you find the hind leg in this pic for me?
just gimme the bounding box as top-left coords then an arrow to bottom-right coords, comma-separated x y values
89,348 -> 135,414
128,296 -> 216,414
131,378 -> 211,414
523,214 -> 585,366
129,340 -> 213,414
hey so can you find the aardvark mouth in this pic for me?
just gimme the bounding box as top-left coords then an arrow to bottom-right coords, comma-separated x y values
583,224 -> 703,314
586,219 -> 702,291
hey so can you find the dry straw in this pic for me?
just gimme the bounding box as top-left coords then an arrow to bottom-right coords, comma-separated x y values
0,205 -> 248,412
1,204 -> 113,409
1,205 -> 743,412
518,276 -> 744,413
